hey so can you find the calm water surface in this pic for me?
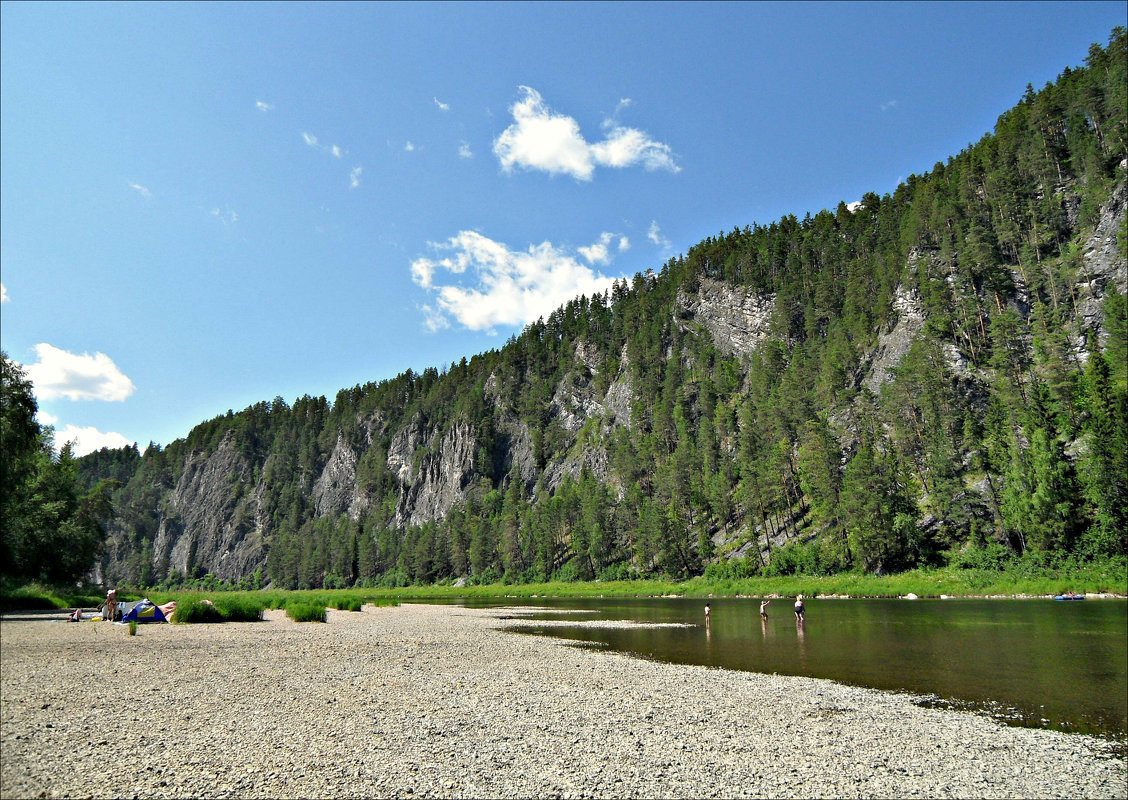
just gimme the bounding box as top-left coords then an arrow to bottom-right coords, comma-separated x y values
442,597 -> 1127,742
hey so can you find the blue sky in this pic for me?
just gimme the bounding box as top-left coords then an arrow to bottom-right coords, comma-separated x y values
2,1 -> 1124,455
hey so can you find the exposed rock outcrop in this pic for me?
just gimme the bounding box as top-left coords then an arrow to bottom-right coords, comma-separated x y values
860,282 -> 927,395
313,433 -> 367,520
1074,180 -> 1128,355
677,278 -> 775,360
156,432 -> 263,582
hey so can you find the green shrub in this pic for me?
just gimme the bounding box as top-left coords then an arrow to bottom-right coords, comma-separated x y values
213,595 -> 265,621
171,596 -> 224,623
286,601 -> 326,622
763,540 -> 829,577
949,542 -> 1015,571
330,597 -> 362,612
703,556 -> 761,581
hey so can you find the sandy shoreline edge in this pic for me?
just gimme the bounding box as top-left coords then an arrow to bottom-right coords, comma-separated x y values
2,603 -> 1125,799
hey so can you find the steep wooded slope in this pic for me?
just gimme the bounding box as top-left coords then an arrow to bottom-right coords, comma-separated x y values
78,30 -> 1128,588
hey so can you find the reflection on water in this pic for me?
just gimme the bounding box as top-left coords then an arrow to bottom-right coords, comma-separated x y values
454,596 -> 1128,742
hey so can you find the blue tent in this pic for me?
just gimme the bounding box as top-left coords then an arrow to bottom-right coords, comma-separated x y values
119,598 -> 168,623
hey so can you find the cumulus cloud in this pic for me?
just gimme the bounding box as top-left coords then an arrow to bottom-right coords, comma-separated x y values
647,220 -> 672,250
410,231 -> 621,332
349,166 -> 363,189
128,182 -> 152,198
578,232 -> 627,266
405,141 -> 416,152
22,343 -> 136,402
458,141 -> 473,159
256,100 -> 275,112
434,97 -> 450,111
53,425 -> 135,458
1,282 -> 8,303
492,86 -> 679,181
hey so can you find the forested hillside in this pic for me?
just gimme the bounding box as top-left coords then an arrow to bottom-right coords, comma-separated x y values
74,30 -> 1127,590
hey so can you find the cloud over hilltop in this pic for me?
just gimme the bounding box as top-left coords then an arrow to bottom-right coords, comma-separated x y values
493,87 -> 680,181
411,231 -> 622,333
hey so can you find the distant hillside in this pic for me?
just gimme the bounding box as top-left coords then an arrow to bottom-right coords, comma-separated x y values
78,29 -> 1127,589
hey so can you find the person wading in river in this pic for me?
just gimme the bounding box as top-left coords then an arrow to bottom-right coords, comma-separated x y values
793,594 -> 805,623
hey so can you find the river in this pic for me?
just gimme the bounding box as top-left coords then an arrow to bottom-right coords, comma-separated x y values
442,596 -> 1127,742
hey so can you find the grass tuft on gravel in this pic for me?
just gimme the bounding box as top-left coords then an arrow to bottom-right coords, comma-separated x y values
286,601 -> 327,622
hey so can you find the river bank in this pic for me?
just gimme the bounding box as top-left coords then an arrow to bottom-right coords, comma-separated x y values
2,603 -> 1124,799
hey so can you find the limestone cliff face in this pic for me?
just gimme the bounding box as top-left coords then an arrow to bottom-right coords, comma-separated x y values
860,280 -> 928,396
676,278 -> 775,359
1075,179 -> 1128,354
390,419 -> 478,529
313,433 -> 366,520
153,432 -> 264,582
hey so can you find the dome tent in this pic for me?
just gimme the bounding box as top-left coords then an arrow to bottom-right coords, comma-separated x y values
118,598 -> 168,624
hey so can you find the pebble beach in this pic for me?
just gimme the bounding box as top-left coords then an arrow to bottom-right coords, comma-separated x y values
2,603 -> 1125,799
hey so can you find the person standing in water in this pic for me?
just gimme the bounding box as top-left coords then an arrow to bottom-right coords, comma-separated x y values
759,599 -> 770,619
704,603 -> 711,622
793,594 -> 805,622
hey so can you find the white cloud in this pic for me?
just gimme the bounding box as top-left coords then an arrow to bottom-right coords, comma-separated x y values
53,424 -> 134,457
578,232 -> 623,266
1,282 -> 8,303
302,132 -> 319,147
349,166 -> 363,189
405,141 -> 416,152
128,182 -> 152,198
458,141 -> 473,159
256,100 -> 275,112
590,126 -> 679,172
846,201 -> 863,212
36,409 -> 57,426
420,303 -> 451,333
410,230 -> 621,332
618,236 -> 630,252
330,145 -> 343,159
880,100 -> 897,112
647,220 -> 672,250
22,343 -> 135,402
434,97 -> 450,111
492,86 -> 679,181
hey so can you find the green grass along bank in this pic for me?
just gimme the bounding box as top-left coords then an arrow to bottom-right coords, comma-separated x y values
4,555 -> 1124,616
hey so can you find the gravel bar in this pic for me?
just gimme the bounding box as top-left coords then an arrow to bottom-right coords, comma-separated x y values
2,603 -> 1124,799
